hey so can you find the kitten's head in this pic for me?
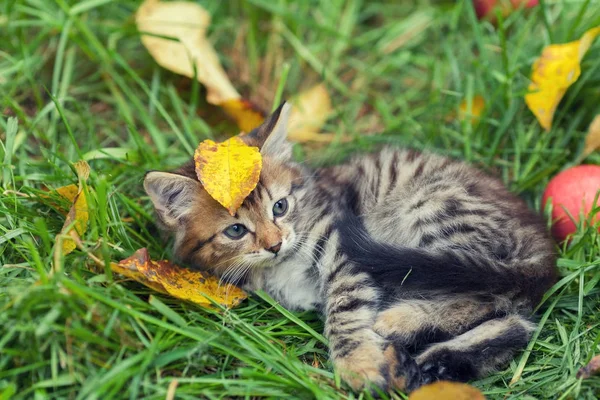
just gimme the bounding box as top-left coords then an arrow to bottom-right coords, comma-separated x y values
144,103 -> 307,279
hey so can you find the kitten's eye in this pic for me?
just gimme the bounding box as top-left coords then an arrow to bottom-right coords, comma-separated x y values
273,198 -> 288,217
224,224 -> 248,239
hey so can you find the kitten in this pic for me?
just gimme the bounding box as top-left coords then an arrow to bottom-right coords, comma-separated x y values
144,103 -> 557,392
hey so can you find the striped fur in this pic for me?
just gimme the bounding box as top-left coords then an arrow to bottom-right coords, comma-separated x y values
144,103 -> 557,392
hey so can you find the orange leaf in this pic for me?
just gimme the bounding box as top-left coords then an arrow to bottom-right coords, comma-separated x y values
194,136 -> 262,215
115,248 -> 246,308
525,26 -> 600,131
583,115 -> 600,158
409,381 -> 486,400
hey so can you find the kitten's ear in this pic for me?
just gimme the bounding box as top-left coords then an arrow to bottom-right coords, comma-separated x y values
144,171 -> 201,229
245,102 -> 292,160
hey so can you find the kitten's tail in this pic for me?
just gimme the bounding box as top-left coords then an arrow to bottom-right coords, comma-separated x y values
337,217 -> 554,304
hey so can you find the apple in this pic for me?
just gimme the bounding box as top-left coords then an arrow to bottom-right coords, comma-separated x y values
473,0 -> 538,20
542,165 -> 600,242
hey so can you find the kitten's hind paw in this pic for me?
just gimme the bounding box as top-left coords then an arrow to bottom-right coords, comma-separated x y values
406,349 -> 477,392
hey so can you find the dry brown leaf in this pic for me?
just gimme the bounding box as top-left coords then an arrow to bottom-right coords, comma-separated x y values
194,136 -> 262,216
525,26 -> 600,131
409,381 -> 486,400
577,354 -> 600,379
583,115 -> 600,158
56,161 -> 91,256
115,248 -> 247,308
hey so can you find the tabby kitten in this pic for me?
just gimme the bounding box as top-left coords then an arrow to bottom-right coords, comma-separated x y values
144,103 -> 556,392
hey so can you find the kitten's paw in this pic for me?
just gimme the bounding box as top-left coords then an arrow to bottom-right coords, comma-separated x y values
335,341 -> 390,391
335,341 -> 419,394
406,349 -> 476,391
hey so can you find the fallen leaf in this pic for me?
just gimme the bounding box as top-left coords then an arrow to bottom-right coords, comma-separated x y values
55,184 -> 79,204
577,354 -> 600,379
115,248 -> 246,308
409,381 -> 486,400
220,98 -> 265,134
135,0 -> 263,132
444,95 -> 485,125
56,161 -> 91,256
525,26 -> 600,131
458,95 -> 486,125
38,183 -> 79,215
583,115 -> 600,158
194,136 -> 262,215
287,83 -> 336,143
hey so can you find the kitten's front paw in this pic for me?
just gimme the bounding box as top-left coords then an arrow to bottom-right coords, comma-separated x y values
333,331 -> 393,390
334,341 -> 390,391
334,340 -> 416,393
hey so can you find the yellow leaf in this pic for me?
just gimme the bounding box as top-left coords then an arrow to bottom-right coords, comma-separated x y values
55,184 -> 79,203
136,0 -> 240,105
287,83 -> 334,143
409,381 -> 486,400
583,115 -> 600,158
136,0 -> 266,134
220,98 -> 265,134
115,248 -> 246,308
56,161 -> 91,256
525,26 -> 600,131
194,136 -> 262,216
458,95 -> 486,125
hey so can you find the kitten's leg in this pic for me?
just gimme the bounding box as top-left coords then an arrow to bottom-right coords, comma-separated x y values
405,314 -> 534,391
324,256 -> 417,391
373,297 -> 499,347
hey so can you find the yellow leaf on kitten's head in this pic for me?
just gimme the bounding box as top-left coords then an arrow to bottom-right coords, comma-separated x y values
409,381 -> 486,400
194,136 -> 262,216
115,248 -> 246,308
583,115 -> 600,158
525,26 -> 600,131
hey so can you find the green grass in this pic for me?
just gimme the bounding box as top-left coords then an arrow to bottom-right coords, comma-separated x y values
1,0 -> 600,398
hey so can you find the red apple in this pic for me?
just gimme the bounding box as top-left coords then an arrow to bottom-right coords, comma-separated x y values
542,165 -> 600,242
473,0 -> 538,20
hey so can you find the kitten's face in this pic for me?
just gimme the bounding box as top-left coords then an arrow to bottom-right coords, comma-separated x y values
144,103 -> 306,279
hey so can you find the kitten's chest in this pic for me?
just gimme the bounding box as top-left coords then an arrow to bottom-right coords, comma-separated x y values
246,256 -> 322,311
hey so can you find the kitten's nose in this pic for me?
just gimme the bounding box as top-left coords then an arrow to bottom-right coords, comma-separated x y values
266,242 -> 282,255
